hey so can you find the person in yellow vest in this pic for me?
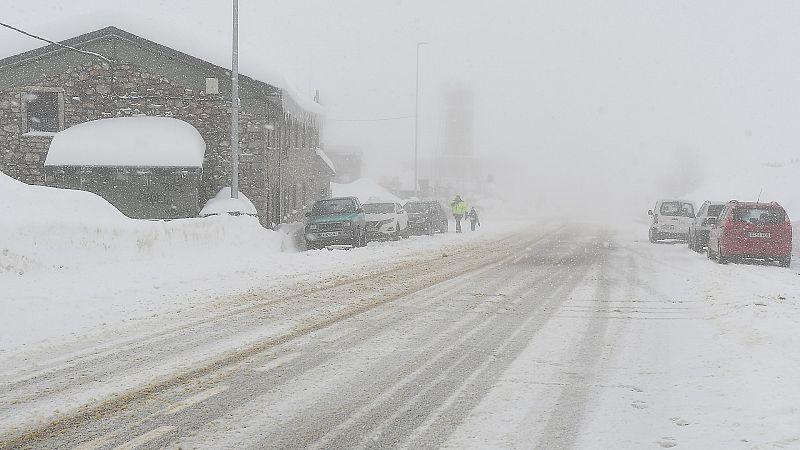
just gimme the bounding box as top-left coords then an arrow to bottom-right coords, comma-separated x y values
450,195 -> 468,233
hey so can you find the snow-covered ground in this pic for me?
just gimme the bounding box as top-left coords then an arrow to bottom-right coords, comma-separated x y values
0,172 -> 515,363
445,222 -> 800,449
4,166 -> 800,447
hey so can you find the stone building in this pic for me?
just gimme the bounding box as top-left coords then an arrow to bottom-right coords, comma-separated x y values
0,26 -> 331,226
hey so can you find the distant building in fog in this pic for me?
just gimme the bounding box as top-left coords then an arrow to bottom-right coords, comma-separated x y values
443,87 -> 474,157
325,148 -> 363,184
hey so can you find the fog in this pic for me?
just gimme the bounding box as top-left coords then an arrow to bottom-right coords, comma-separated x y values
3,0 -> 800,221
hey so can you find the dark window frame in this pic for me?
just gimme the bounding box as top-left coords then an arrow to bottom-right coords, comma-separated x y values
22,87 -> 65,134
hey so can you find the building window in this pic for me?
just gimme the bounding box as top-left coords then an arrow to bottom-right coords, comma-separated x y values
24,90 -> 62,133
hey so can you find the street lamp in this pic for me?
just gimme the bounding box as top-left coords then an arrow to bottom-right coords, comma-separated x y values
230,0 -> 240,200
413,41 -> 427,197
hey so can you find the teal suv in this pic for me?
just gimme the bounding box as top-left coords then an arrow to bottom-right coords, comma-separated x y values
305,197 -> 367,249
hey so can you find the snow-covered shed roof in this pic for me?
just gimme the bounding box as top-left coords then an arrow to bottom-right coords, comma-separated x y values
315,148 -> 336,174
45,117 -> 206,168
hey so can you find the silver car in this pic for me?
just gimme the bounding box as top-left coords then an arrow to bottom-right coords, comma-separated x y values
687,200 -> 726,252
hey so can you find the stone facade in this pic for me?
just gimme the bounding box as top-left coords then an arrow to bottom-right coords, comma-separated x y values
0,26 -> 330,226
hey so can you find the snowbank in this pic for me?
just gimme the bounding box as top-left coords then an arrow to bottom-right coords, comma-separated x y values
200,187 -> 258,217
332,179 -> 402,204
45,117 -> 206,167
0,171 -> 280,276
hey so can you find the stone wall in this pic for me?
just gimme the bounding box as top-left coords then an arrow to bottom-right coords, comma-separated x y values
0,55 -> 326,226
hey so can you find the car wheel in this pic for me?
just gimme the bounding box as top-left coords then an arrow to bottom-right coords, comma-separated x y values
779,256 -> 791,268
427,223 -> 434,236
648,228 -> 658,243
707,244 -> 716,260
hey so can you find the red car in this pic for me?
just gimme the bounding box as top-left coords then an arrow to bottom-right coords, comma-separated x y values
707,201 -> 792,267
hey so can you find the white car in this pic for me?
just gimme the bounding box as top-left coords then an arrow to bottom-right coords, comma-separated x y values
648,199 -> 696,242
364,202 -> 408,241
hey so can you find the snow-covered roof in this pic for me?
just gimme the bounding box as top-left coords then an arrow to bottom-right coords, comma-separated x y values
45,117 -> 206,168
315,148 -> 336,174
0,17 -> 323,116
331,179 -> 402,204
200,187 -> 258,217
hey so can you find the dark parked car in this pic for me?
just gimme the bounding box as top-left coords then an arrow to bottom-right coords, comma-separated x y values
688,201 -> 726,252
304,197 -> 367,249
707,200 -> 792,267
404,201 -> 448,235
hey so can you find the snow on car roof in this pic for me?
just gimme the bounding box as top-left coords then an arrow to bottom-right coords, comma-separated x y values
44,117 -> 206,168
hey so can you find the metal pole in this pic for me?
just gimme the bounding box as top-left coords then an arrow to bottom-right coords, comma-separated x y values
413,42 -> 426,197
231,0 -> 240,199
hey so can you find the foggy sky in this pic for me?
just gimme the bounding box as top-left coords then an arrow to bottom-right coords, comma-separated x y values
3,0 -> 799,218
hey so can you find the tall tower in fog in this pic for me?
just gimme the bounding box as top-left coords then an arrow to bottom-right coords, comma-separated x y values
443,87 -> 474,157
434,84 -> 479,197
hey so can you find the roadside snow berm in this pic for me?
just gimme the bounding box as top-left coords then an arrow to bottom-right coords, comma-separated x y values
200,187 -> 258,217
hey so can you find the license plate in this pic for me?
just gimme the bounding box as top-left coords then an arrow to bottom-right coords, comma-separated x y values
748,232 -> 770,238
318,231 -> 340,237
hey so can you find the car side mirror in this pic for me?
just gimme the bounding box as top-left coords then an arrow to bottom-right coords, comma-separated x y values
356,208 -> 364,213
647,210 -> 653,216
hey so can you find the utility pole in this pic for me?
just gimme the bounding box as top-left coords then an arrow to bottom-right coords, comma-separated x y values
230,0 -> 240,199
413,42 -> 427,197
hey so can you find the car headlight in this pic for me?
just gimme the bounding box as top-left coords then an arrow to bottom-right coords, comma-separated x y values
342,220 -> 352,228
379,219 -> 393,226
308,223 -> 318,230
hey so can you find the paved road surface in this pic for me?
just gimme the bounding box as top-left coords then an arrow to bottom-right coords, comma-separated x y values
2,226 -> 662,449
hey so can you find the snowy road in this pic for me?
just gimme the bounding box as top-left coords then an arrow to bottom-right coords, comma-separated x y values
2,224 -> 800,449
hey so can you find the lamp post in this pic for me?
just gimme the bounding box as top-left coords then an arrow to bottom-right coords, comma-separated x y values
230,0 -> 240,199
413,41 -> 427,197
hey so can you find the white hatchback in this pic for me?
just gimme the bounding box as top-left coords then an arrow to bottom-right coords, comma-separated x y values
364,202 -> 409,241
648,199 -> 696,242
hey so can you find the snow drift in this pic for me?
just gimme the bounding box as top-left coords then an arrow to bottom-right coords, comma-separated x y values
0,171 -> 282,275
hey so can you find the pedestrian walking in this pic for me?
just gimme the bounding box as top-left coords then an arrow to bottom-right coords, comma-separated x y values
450,195 -> 468,233
467,207 -> 480,231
